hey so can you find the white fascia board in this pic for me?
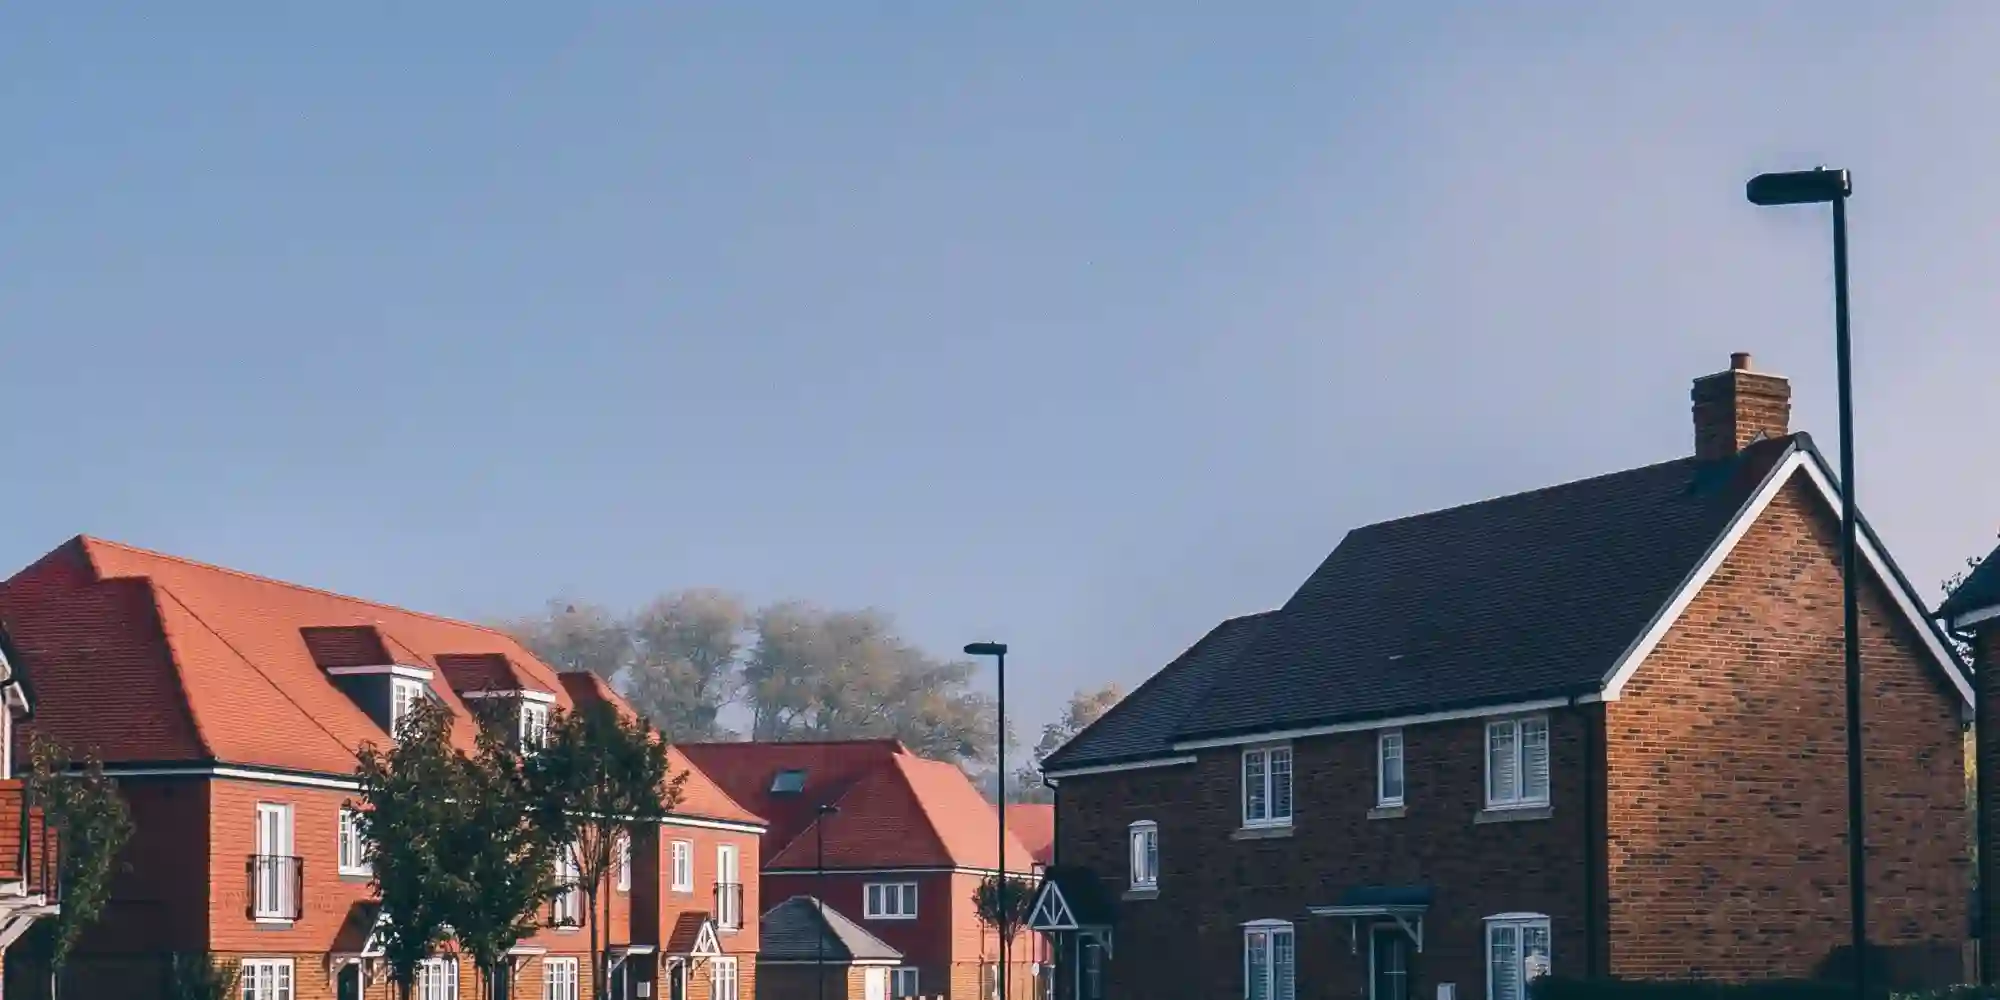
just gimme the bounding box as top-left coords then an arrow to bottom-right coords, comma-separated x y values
1169,697 -> 1571,752
1040,755 -> 1198,780
1950,603 -> 2000,632
324,664 -> 435,681
459,689 -> 559,704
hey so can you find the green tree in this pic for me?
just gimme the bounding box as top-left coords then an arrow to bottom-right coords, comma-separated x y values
971,874 -> 1038,996
352,698 -> 465,1000
526,701 -> 685,1000
163,953 -> 242,1000
624,590 -> 748,740
1012,685 -> 1122,802
504,599 -> 632,681
450,699 -> 564,998
24,732 -> 135,995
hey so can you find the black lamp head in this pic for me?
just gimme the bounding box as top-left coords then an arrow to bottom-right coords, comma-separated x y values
964,642 -> 1008,657
1747,167 -> 1851,206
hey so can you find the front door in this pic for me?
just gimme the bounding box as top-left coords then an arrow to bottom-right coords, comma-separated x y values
1078,937 -> 1104,1000
336,964 -> 361,1000
667,960 -> 686,1000
1370,926 -> 1410,1000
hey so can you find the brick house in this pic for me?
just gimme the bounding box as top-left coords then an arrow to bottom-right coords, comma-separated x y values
1031,354 -> 1972,1000
1939,538 -> 2000,983
0,536 -> 767,1000
680,741 -> 1040,1000
757,895 -> 903,1000
0,629 -> 59,995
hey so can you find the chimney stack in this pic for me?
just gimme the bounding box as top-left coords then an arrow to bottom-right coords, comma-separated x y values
1691,352 -> 1791,460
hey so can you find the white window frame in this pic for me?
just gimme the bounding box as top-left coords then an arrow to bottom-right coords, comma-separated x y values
417,956 -> 459,1000
552,848 -> 582,926
864,881 -> 920,920
1484,716 -> 1551,810
890,967 -> 921,998
1377,729 -> 1405,808
241,958 -> 295,1000
390,677 -> 427,737
717,843 -> 742,929
253,802 -> 295,921
337,807 -> 370,876
1127,820 -> 1159,889
1485,913 -> 1552,1000
544,957 -> 580,1000
670,839 -> 693,892
520,700 -> 550,750
1243,919 -> 1295,1000
712,956 -> 740,1000
1241,744 -> 1293,828
865,966 -> 889,1000
616,833 -> 632,892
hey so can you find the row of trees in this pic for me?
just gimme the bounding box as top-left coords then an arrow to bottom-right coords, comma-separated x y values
353,695 -> 682,1000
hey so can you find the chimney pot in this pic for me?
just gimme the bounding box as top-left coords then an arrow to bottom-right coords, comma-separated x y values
1731,352 -> 1752,371
1692,354 -> 1790,460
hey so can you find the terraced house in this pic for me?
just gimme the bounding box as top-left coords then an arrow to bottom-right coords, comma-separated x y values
0,536 -> 766,1000
1031,355 -> 1972,1000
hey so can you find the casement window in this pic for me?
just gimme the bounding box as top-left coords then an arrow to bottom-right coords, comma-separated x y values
551,849 -> 581,926
670,839 -> 693,892
1377,730 -> 1405,807
1486,914 -> 1552,1000
390,678 -> 427,736
1485,716 -> 1550,809
716,843 -> 742,929
1128,820 -> 1159,889
864,967 -> 889,1000
1241,745 -> 1293,827
337,807 -> 370,876
615,834 -> 631,892
241,959 -> 294,1000
864,882 -> 919,919
1244,920 -> 1296,1000
253,803 -> 296,921
544,958 -> 579,1000
519,701 -> 550,750
890,967 -> 921,998
712,957 -> 740,1000
416,957 -> 459,1000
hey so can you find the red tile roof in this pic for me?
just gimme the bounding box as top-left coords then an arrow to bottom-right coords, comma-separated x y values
1004,804 -> 1054,865
684,740 -> 1035,873
0,536 -> 760,827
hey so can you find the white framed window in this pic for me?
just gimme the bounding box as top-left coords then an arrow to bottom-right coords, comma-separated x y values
864,882 -> 919,919
390,677 -> 427,736
241,958 -> 295,1000
416,957 -> 459,1000
1244,920 -> 1295,1000
544,957 -> 579,1000
890,967 -> 921,998
337,807 -> 369,876
1377,730 -> 1405,807
1127,821 -> 1159,889
552,849 -> 581,926
1485,716 -> 1550,809
716,843 -> 742,929
1241,745 -> 1293,827
520,701 -> 550,749
670,839 -> 693,892
615,833 -> 632,892
712,957 -> 740,1000
253,803 -> 295,921
1486,913 -> 1552,1000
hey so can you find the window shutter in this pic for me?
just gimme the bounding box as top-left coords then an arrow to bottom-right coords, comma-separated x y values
1488,723 -> 1517,803
1490,924 -> 1520,1000
1523,719 -> 1550,802
1274,930 -> 1296,1000
1246,932 -> 1271,1000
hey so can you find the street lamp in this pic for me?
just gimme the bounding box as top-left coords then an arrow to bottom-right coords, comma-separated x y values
1746,166 -> 1865,995
965,641 -> 1009,1000
816,803 -> 839,1000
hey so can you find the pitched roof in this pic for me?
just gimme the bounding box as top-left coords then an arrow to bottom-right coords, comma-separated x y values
677,739 -> 909,850
760,896 -> 903,963
765,752 -> 1037,873
666,746 -> 763,827
0,536 -> 760,827
1004,804 -> 1053,865
1939,542 -> 2000,625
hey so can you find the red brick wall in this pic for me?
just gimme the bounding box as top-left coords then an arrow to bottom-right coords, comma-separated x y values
656,823 -> 763,956
77,776 -> 211,957
1604,477 -> 1970,982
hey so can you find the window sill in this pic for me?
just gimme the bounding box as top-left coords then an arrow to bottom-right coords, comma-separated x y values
671,887 -> 694,896
252,917 -> 294,929
338,869 -> 371,882
1230,824 -> 1295,841
1367,805 -> 1406,820
864,914 -> 919,921
1476,804 -> 1553,824
1122,887 -> 1159,901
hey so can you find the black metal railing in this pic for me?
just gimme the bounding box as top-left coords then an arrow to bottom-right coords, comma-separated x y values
246,854 -> 303,921
547,889 -> 583,928
714,881 -> 743,929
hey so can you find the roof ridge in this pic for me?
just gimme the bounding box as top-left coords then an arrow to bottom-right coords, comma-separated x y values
77,535 -> 524,640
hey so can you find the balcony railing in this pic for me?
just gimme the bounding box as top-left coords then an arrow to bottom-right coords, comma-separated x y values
247,854 -> 303,921
714,881 -> 743,930
548,888 -> 583,928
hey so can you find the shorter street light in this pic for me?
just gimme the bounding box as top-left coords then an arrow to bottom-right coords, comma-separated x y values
964,641 -> 1010,1000
816,803 -> 839,1000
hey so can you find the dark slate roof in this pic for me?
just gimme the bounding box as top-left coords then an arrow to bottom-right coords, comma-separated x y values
1177,436 -> 1799,739
1035,865 -> 1119,927
1039,611 -> 1274,773
1939,542 -> 2000,623
760,896 -> 902,963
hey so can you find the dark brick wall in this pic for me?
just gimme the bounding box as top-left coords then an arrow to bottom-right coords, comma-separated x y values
1972,625 -> 2000,982
1603,477 -> 1970,982
1055,709 -> 1594,1000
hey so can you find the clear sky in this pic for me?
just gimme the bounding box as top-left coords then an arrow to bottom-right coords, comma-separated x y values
5,4 -> 1999,737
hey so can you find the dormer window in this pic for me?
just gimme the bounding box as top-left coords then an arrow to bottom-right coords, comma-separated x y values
771,768 -> 808,794
389,678 -> 426,737
520,700 -> 550,749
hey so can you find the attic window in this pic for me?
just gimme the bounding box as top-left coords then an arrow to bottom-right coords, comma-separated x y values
770,769 -> 808,794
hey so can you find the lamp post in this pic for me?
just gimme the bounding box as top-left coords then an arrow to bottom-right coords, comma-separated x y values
965,641 -> 1010,1000
1746,166 -> 1865,996
816,803 -> 839,1000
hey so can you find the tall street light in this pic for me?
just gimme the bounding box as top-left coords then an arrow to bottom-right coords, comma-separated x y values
1746,166 -> 1864,996
816,803 -> 839,1000
965,641 -> 1009,1000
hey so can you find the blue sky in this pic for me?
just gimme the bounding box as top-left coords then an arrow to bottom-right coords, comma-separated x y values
5,4 -> 2000,736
